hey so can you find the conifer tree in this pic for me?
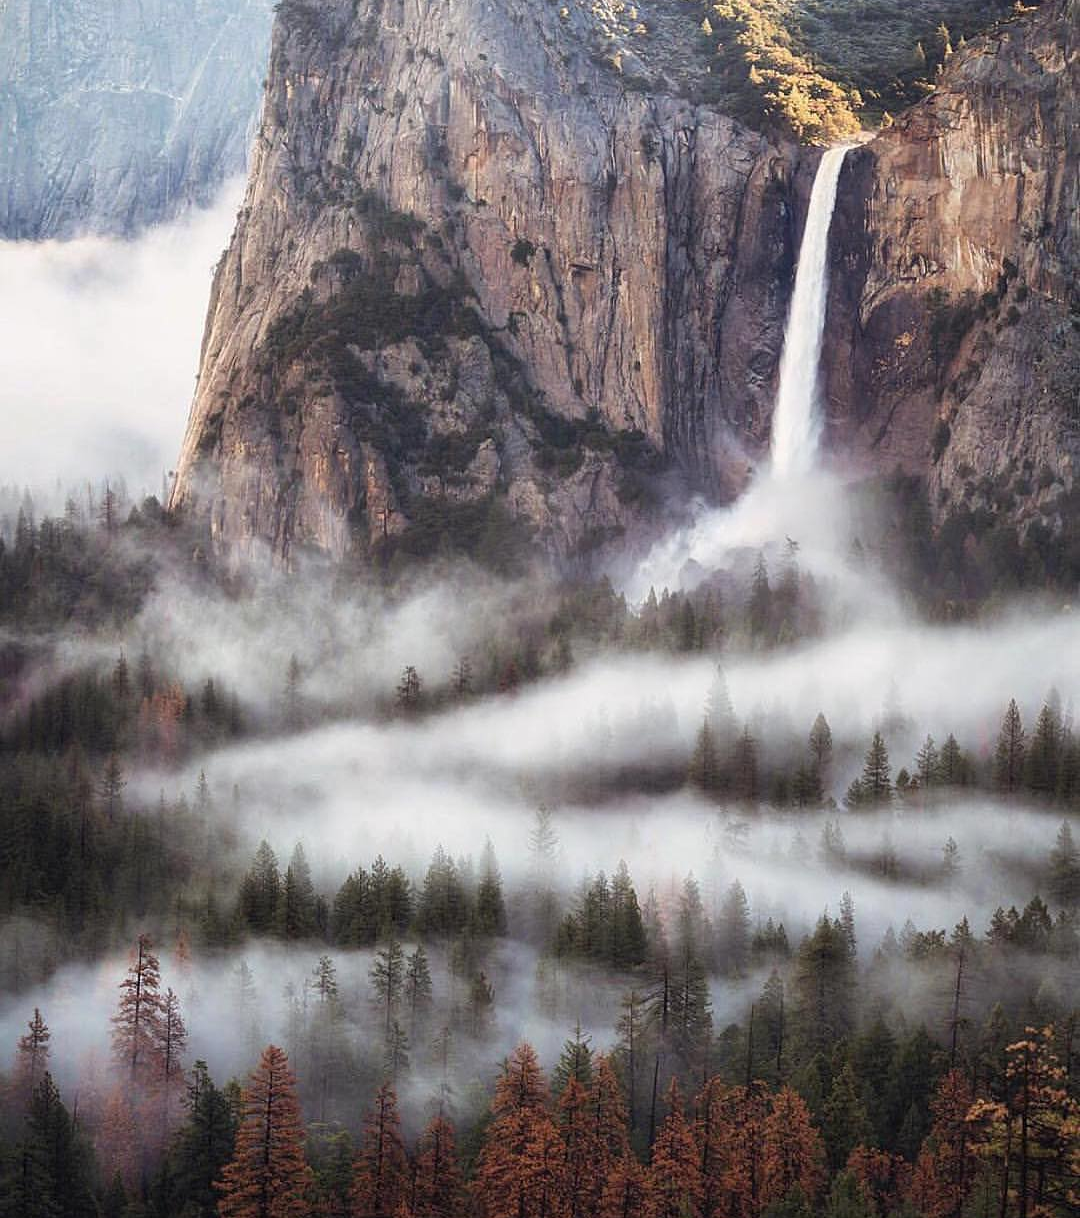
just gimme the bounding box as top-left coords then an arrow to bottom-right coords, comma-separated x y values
164,1060 -> 238,1218
405,945 -> 434,1036
111,934 -> 166,1085
551,1023 -> 593,1097
1049,821 -> 1080,908
646,1080 -> 701,1218
908,1070 -> 975,1218
413,1115 -> 466,1218
763,1087 -> 825,1208
809,713 -> 833,776
216,1045 -> 311,1218
351,1082 -> 409,1218
473,1043 -> 567,1218
475,839 -> 508,937
282,844 -> 318,940
857,733 -> 892,806
993,699 -> 1026,793
371,940 -> 406,1037
240,841 -> 283,935
12,1007 -> 51,1110
2,1073 -> 96,1218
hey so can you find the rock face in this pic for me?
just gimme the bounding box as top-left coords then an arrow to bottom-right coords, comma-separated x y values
170,0 -> 808,567
172,0 -> 1078,570
0,0 -> 274,239
825,0 -> 1079,526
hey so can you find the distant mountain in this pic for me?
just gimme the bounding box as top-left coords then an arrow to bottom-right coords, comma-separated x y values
0,0 -> 274,239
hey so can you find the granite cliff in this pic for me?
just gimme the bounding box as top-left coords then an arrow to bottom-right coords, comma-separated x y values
171,0 -> 1078,569
0,0 -> 274,238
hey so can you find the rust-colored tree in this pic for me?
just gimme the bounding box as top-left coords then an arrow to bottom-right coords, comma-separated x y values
473,1042 -> 568,1218
646,1080 -> 701,1218
351,1082 -> 410,1218
601,1155 -> 648,1218
412,1114 -> 466,1218
762,1087 -> 825,1209
968,1027 -> 1078,1218
846,1146 -> 911,1218
217,1044 -> 312,1218
693,1078 -> 768,1218
908,1070 -> 975,1218
111,934 -> 166,1086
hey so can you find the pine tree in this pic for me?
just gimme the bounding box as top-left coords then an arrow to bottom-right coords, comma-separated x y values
283,655 -> 303,730
690,718 -> 722,796
552,1023 -> 594,1097
915,736 -> 940,790
938,734 -> 965,786
1048,821 -> 1080,908
763,1087 -> 825,1208
371,940 -> 406,1037
217,1045 -> 310,1218
822,1066 -> 872,1174
112,934 -> 166,1085
908,1070 -> 975,1218
792,918 -> 855,1060
351,1082 -> 409,1218
809,712 -> 833,775
717,880 -> 751,976
163,1060 -> 239,1218
12,1007 -> 51,1110
282,844 -> 317,940
396,666 -> 422,712
748,552 -> 772,644
1026,702 -> 1061,796
993,699 -> 1026,793
240,841 -> 283,935
101,752 -> 126,820
413,1115 -> 466,1218
3,1073 -> 96,1218
405,945 -> 434,1036
646,1080 -> 701,1218
475,839 -> 508,937
473,1043 -> 568,1218
857,733 -> 892,806
155,987 -> 188,1144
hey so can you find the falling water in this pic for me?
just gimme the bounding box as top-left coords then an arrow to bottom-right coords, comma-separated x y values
770,145 -> 851,478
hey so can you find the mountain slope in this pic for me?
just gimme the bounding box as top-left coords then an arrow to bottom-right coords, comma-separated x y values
0,0 -> 274,238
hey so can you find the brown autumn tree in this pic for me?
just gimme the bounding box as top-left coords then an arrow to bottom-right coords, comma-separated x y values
582,1056 -> 632,1216
601,1155 -> 648,1218
693,1078 -> 769,1218
908,1070 -> 975,1218
762,1087 -> 825,1208
351,1082 -> 410,1218
111,934 -> 166,1086
646,1080 -> 701,1218
412,1114 -> 466,1218
12,1007 -> 51,1110
217,1044 -> 312,1218
846,1146 -> 911,1218
473,1042 -> 568,1218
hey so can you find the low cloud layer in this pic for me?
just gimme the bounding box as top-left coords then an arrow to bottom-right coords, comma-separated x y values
0,184 -> 242,496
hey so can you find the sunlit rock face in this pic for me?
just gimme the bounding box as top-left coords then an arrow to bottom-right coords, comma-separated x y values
169,0 -> 808,567
171,0 -> 1077,569
823,0 -> 1079,523
0,0 -> 274,239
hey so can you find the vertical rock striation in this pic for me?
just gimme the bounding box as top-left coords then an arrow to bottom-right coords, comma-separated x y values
170,0 -> 804,566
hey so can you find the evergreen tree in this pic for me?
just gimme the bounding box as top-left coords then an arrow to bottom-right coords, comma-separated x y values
937,734 -> 966,786
216,1045 -> 311,1218
1026,703 -> 1061,795
1049,821 -> 1080,907
111,933 -> 166,1086
240,841 -> 282,935
404,945 -> 434,1036
993,699 -> 1026,793
857,733 -> 892,807
475,839 -> 508,937
163,1061 -> 238,1218
371,940 -> 406,1037
915,736 -> 940,790
12,1007 -> 51,1111
717,880 -> 751,976
551,1023 -> 594,1097
281,844 -> 317,940
413,1115 -> 466,1218
351,1082 -> 409,1218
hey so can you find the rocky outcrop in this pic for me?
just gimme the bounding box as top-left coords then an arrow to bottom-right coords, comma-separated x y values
825,0 -> 1079,526
170,0 -> 807,567
0,0 -> 274,239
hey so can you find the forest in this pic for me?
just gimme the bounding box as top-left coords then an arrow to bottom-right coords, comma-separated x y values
1,482 -> 1078,1217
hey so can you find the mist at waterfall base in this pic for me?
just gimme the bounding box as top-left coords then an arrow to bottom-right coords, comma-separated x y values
0,182 -> 243,497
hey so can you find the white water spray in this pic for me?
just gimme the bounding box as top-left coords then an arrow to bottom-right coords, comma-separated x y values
770,145 -> 851,477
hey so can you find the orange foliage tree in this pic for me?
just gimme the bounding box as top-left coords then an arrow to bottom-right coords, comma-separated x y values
763,1087 -> 825,1209
646,1080 -> 701,1218
473,1042 -> 568,1218
352,1081 -> 410,1218
217,1044 -> 312,1218
412,1114 -> 466,1218
908,1070 -> 975,1218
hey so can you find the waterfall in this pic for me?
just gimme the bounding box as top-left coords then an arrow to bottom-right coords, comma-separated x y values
770,145 -> 851,478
